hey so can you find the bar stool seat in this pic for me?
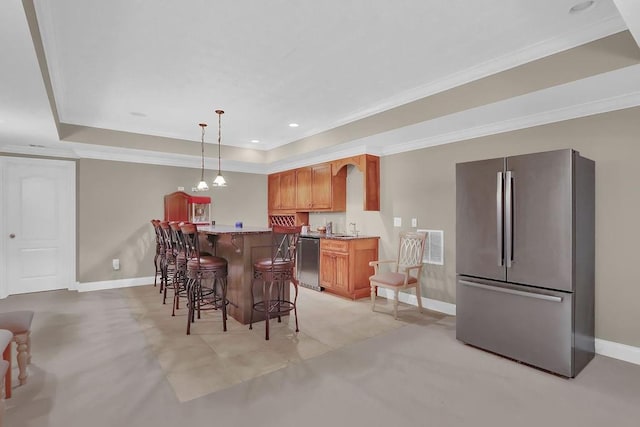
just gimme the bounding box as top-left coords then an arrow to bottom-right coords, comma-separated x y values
187,256 -> 227,270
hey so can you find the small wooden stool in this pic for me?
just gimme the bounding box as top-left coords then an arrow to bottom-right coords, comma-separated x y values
0,359 -> 8,426
1,328 -> 13,420
0,311 -> 34,399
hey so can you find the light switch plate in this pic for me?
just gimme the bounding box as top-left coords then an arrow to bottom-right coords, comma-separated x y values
393,217 -> 402,227
411,218 -> 417,227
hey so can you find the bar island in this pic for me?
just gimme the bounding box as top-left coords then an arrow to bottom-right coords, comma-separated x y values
197,225 -> 274,324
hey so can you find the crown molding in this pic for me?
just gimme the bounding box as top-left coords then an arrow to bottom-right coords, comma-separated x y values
5,64 -> 639,175
309,16 -> 629,139
377,64 -> 640,155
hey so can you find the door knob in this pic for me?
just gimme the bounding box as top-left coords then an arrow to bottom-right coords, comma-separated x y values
9,233 -> 15,239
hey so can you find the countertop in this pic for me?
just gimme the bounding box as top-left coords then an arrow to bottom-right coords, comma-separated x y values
197,225 -> 271,234
301,232 -> 379,240
197,225 -> 378,240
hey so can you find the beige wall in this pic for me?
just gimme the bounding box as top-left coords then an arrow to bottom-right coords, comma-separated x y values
359,106 -> 640,347
77,159 -> 266,283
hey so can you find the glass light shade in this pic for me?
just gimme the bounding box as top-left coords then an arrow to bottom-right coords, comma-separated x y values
212,173 -> 227,187
196,180 -> 209,191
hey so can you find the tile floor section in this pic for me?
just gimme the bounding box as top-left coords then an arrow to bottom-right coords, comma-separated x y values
125,285 -> 445,402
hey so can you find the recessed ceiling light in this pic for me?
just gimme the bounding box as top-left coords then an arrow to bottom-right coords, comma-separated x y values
130,111 -> 147,117
288,123 -> 299,128
569,1 -> 595,14
250,139 -> 260,143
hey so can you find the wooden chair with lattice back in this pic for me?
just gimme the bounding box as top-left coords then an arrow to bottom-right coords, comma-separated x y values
369,231 -> 427,319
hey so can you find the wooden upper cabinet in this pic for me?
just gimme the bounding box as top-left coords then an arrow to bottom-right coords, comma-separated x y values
268,173 -> 281,210
311,163 -> 332,210
268,170 -> 296,211
332,154 -> 380,211
279,170 -> 297,210
295,167 -> 312,210
269,159 -> 351,213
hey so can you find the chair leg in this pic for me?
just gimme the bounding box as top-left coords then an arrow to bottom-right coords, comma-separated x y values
370,283 -> 376,311
15,334 -> 28,385
2,343 -> 10,399
393,290 -> 400,320
415,284 -> 424,313
26,331 -> 31,365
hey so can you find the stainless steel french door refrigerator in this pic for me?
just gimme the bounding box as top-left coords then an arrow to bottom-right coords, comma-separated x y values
455,149 -> 595,377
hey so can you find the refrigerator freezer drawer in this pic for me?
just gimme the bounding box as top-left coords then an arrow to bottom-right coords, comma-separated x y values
456,277 -> 574,377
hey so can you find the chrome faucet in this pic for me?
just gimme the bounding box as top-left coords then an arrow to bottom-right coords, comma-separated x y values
349,222 -> 359,236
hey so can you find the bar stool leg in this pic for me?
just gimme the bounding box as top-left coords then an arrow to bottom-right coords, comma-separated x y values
186,277 -> 195,335
249,278 -> 255,330
264,280 -> 271,341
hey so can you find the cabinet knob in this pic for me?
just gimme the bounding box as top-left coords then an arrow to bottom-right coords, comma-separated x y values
9,233 -> 15,239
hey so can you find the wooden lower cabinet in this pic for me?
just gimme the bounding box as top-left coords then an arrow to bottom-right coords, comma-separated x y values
319,237 -> 379,299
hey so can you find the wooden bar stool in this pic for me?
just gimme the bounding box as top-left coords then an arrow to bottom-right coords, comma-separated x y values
180,223 -> 229,335
1,329 -> 12,425
0,311 -> 34,399
250,225 -> 301,340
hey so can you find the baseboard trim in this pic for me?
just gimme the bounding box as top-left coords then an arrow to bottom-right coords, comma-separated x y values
595,338 -> 640,366
77,276 -> 155,292
377,288 -> 456,316
377,289 -> 640,366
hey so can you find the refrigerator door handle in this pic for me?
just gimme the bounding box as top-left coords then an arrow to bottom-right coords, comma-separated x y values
459,280 -> 563,303
505,170 -> 513,268
496,171 -> 504,266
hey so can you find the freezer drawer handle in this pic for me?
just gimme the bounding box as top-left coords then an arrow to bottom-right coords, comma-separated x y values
459,280 -> 563,303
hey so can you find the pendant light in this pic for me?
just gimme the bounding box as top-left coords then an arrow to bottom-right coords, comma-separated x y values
196,123 -> 209,192
212,109 -> 227,187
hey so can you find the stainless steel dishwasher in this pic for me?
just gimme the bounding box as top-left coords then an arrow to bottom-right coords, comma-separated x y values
297,236 -> 321,291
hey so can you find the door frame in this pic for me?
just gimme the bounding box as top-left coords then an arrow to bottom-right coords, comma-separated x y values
0,156 -> 77,298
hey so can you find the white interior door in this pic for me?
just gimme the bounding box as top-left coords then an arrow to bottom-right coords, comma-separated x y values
1,157 -> 76,297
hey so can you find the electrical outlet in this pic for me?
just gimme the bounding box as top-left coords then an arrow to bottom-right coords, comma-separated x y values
393,217 -> 402,227
178,186 -> 185,191
411,218 -> 417,227
112,259 -> 120,270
